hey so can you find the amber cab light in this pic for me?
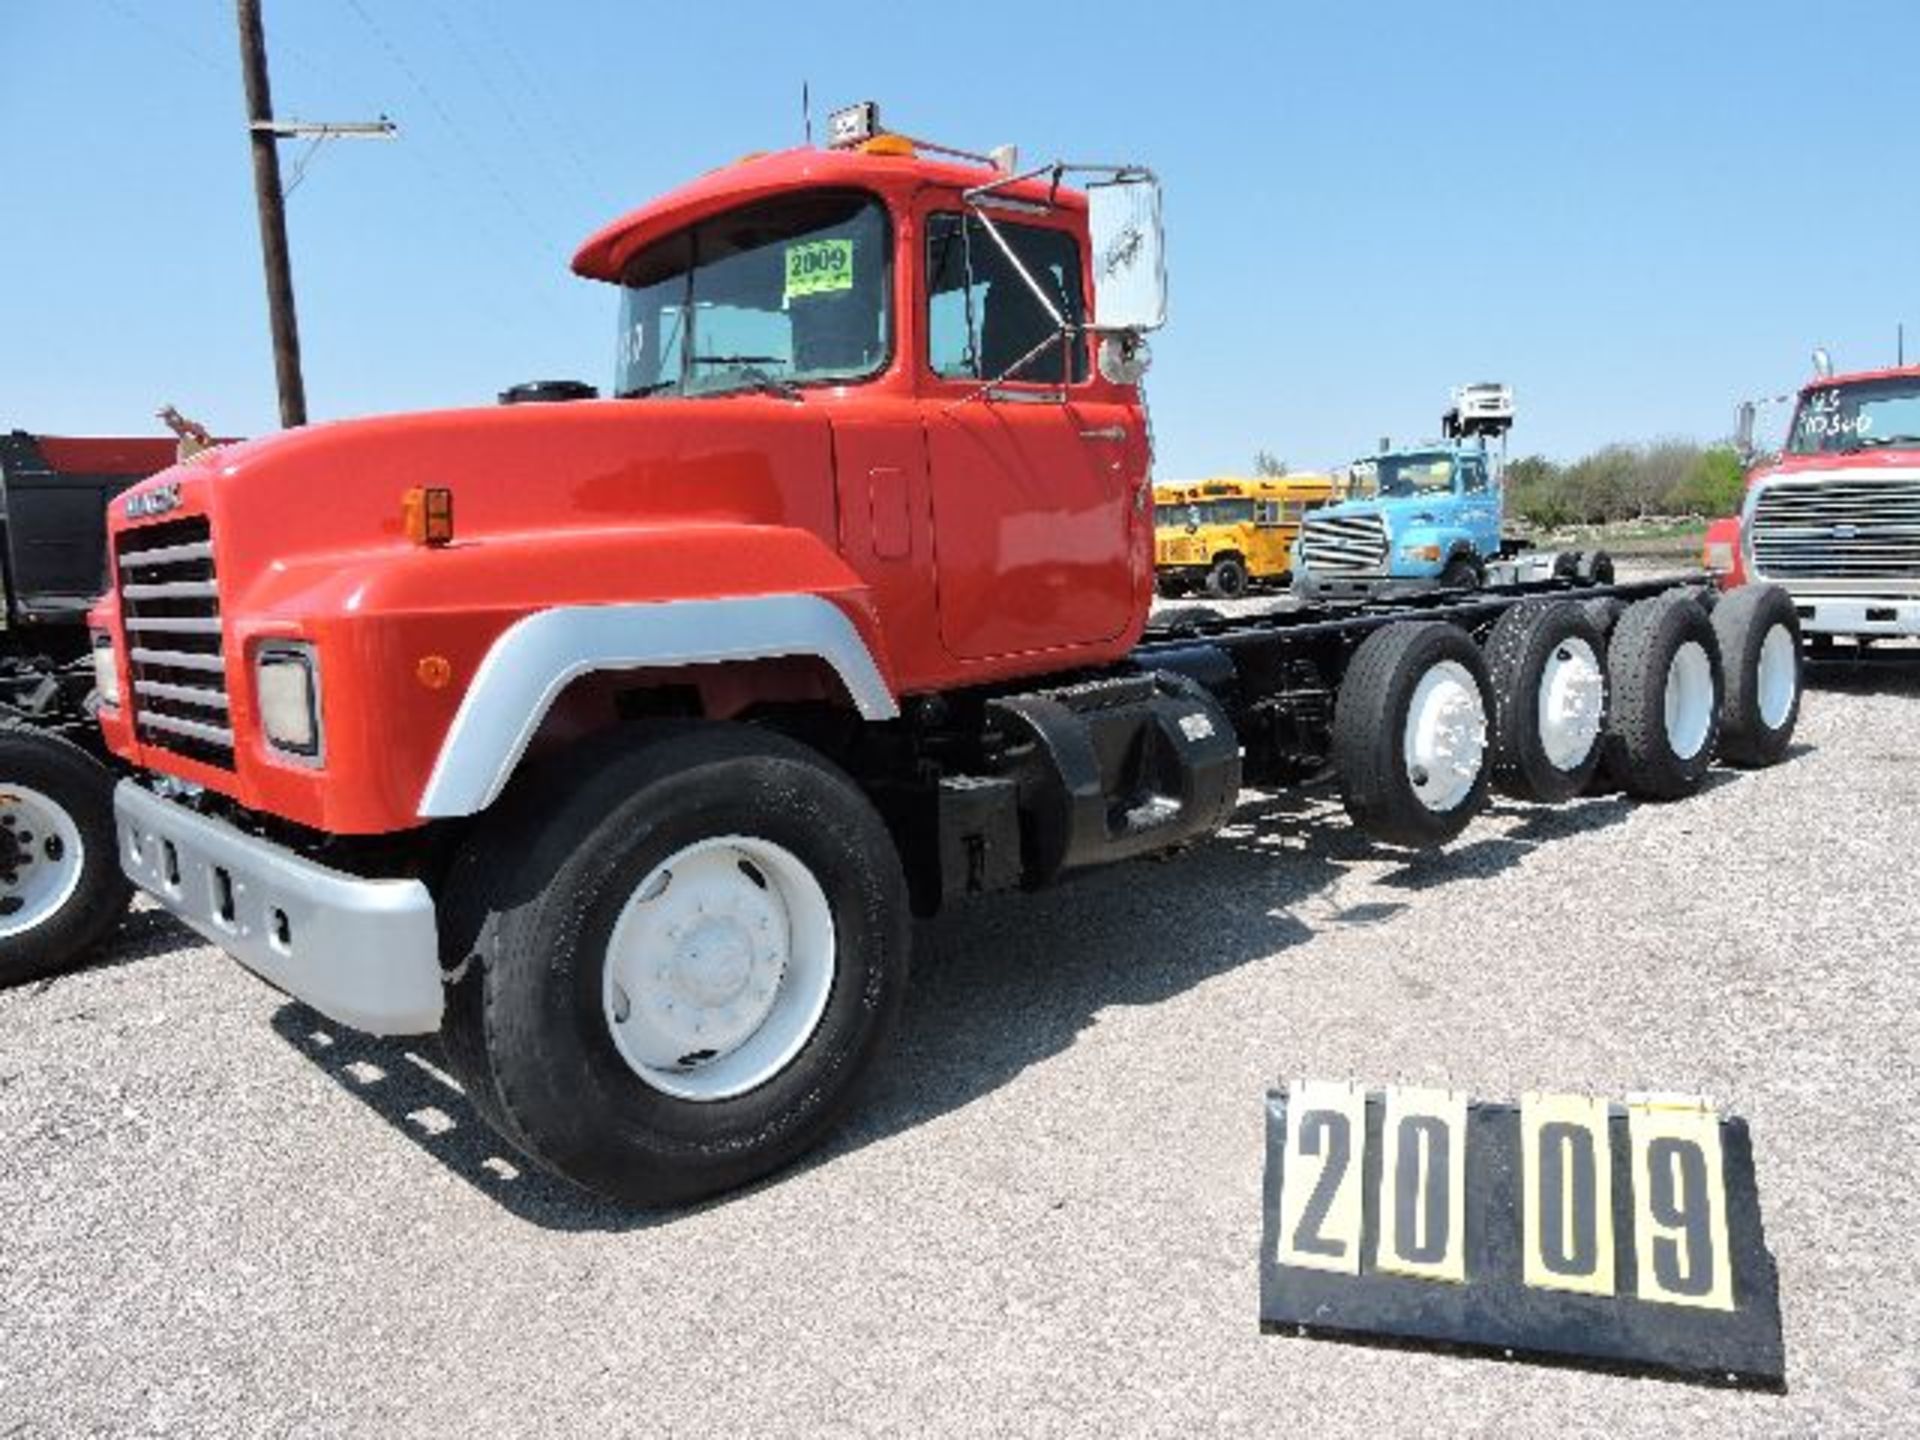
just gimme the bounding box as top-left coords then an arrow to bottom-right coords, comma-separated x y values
402,487 -> 455,546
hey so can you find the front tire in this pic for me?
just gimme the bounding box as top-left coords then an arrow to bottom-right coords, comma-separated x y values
0,723 -> 132,988
1438,554 -> 1483,590
438,723 -> 911,1207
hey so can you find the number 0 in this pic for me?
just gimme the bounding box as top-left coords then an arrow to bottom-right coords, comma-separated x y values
1521,1094 -> 1616,1296
1375,1087 -> 1466,1282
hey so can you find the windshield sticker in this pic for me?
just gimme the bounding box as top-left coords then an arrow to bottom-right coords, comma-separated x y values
785,239 -> 854,302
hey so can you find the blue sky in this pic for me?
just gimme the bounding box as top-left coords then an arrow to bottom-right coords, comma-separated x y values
4,1 -> 1916,476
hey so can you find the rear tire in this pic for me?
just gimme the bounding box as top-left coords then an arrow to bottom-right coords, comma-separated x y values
1602,593 -> 1723,800
1483,602 -> 1609,803
1152,604 -> 1227,633
1581,596 -> 1627,641
438,723 -> 911,1207
1335,622 -> 1493,848
0,723 -> 131,988
1206,556 -> 1249,599
1575,550 -> 1615,585
1712,584 -> 1801,768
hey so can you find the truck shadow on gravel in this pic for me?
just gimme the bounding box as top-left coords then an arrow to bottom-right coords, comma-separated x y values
1804,650 -> 1920,697
262,775 -> 1750,1231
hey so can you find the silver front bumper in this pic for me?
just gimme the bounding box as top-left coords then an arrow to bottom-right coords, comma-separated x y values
1784,595 -> 1920,638
115,782 -> 443,1035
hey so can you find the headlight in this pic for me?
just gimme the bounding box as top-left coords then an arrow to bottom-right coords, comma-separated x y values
91,632 -> 120,708
256,643 -> 321,759
1702,540 -> 1736,574
1402,543 -> 1443,563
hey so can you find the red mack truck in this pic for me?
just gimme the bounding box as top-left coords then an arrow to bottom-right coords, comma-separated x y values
1705,359 -> 1920,648
92,108 -> 1805,1206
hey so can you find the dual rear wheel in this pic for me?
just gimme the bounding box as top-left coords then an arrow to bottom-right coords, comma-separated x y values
1334,584 -> 1800,847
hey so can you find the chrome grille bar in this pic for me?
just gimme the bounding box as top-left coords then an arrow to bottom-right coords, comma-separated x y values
116,516 -> 234,769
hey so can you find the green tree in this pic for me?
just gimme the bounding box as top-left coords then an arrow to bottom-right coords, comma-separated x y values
1252,450 -> 1287,477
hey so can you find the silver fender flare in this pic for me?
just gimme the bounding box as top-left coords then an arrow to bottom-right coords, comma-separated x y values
416,595 -> 897,818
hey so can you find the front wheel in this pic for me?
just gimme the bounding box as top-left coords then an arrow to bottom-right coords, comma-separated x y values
438,723 -> 912,1207
1438,554 -> 1483,590
0,723 -> 132,988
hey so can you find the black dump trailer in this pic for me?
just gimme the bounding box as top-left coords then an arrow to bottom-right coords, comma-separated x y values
0,430 -> 179,984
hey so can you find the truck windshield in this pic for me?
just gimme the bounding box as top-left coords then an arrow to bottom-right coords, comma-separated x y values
1787,377 -> 1920,454
614,192 -> 890,399
1164,499 -> 1257,527
1352,452 -> 1455,498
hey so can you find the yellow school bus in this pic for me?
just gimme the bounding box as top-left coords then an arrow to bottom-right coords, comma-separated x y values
1153,473 -> 1336,597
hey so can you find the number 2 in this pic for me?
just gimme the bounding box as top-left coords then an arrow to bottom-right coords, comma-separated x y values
1275,1080 -> 1365,1274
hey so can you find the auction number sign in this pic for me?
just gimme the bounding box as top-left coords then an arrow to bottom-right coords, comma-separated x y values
1259,1083 -> 1784,1387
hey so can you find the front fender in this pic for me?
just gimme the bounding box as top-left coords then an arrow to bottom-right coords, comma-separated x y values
206,525 -> 896,834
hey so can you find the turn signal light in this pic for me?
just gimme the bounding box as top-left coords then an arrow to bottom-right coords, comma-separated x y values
402,487 -> 455,546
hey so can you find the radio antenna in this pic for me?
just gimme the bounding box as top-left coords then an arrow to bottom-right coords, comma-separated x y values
802,81 -> 812,146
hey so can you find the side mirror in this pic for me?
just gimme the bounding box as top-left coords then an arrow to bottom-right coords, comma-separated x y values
1087,173 -> 1167,334
1734,400 -> 1756,460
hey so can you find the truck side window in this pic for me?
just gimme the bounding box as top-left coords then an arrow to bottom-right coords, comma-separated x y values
1460,459 -> 1488,493
926,212 -> 1088,384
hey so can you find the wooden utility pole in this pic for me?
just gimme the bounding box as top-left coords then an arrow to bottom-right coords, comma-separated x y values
236,0 -> 306,428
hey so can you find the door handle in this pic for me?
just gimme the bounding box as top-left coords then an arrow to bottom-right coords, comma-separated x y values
1079,425 -> 1128,443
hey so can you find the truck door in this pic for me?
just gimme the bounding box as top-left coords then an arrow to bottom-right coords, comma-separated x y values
918,204 -> 1141,661
1458,454 -> 1502,556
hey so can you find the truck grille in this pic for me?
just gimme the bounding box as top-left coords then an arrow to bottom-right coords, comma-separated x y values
116,516 -> 233,769
1300,513 -> 1388,574
1749,477 -> 1920,583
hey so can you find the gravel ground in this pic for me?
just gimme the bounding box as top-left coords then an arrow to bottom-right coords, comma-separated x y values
4,648 -> 1919,1437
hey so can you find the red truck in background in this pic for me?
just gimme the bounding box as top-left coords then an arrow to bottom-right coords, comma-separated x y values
92,107 -> 1807,1207
0,430 -> 185,985
1704,361 -> 1920,648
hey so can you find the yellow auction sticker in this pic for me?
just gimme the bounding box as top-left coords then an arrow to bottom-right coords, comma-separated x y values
785,238 -> 854,301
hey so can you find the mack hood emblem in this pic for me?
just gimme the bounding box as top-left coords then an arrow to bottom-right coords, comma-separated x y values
125,482 -> 182,520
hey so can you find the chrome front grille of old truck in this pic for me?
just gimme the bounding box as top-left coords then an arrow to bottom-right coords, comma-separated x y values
116,515 -> 233,769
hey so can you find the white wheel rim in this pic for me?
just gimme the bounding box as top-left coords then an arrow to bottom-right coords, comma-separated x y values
0,784 -> 86,940
1664,640 -> 1715,760
1536,635 -> 1605,772
1756,623 -> 1797,730
601,835 -> 835,1103
1402,659 -> 1487,812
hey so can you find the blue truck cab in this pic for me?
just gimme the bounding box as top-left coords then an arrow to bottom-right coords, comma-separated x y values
1292,384 -> 1518,598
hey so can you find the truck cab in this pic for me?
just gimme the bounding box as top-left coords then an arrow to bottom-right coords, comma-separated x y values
1291,383 -> 1514,598
91,133 -> 1166,839
1292,440 -> 1504,597
1707,362 -> 1920,645
1152,472 -> 1334,597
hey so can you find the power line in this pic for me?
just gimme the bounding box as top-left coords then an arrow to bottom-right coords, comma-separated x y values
339,0 -> 556,257
467,1 -> 602,206
96,0 -> 225,74
424,0 -> 593,214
